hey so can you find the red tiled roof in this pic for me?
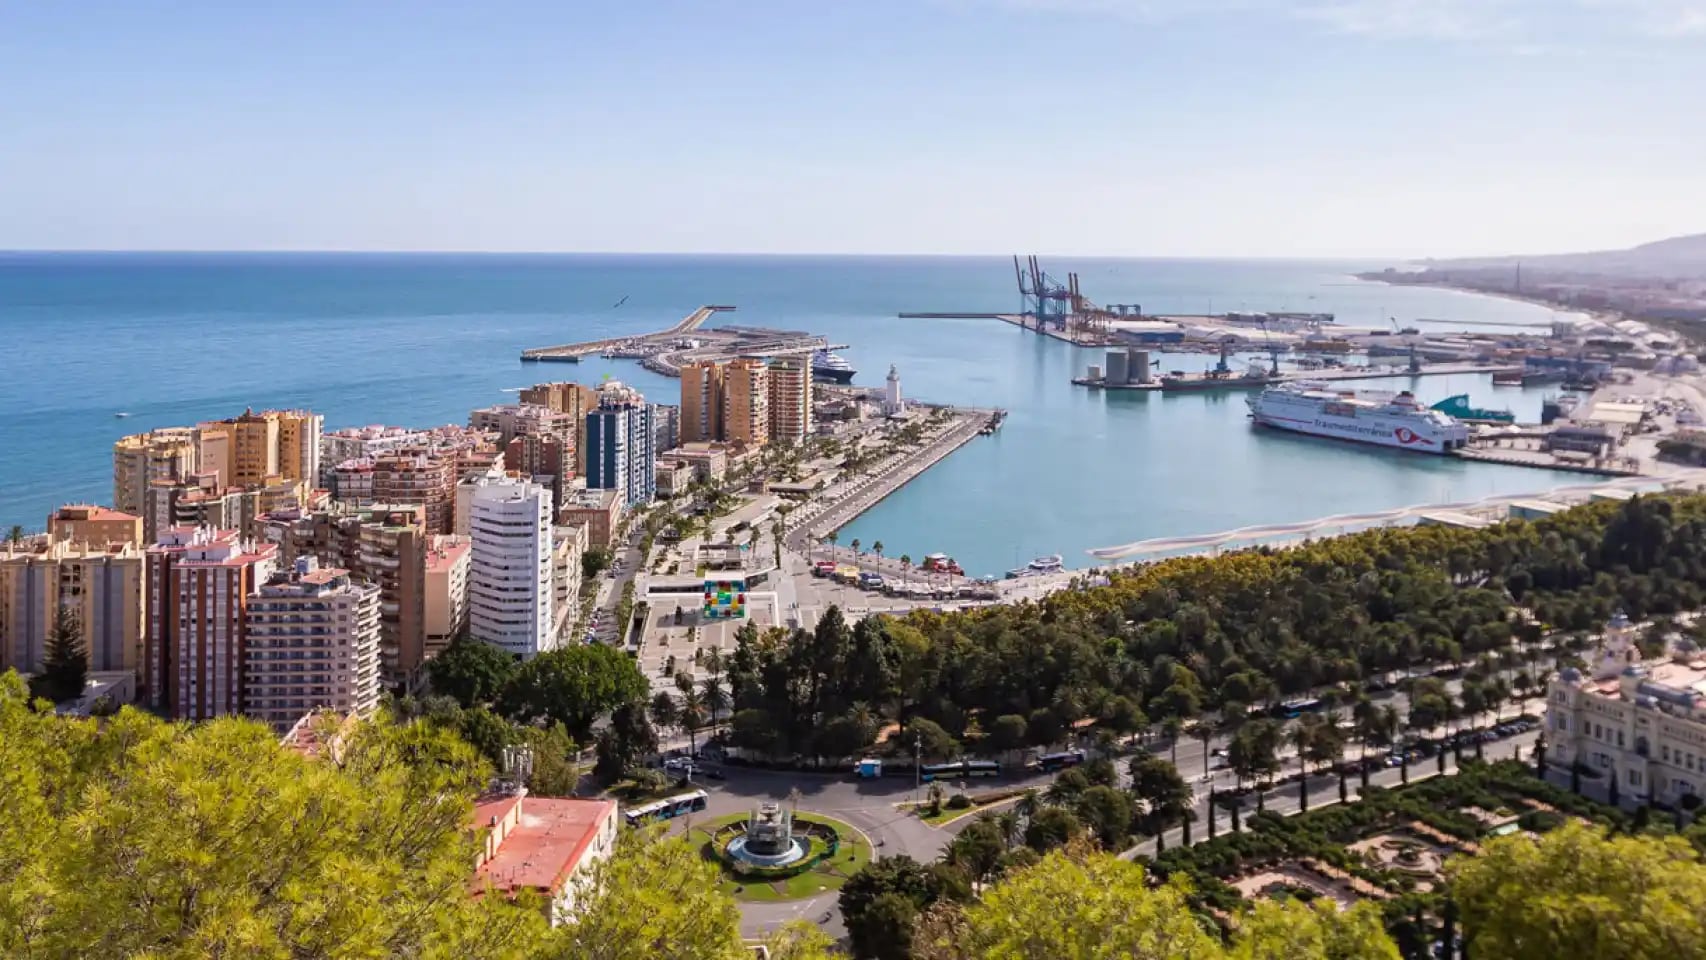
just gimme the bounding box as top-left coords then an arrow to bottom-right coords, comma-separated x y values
472,796 -> 615,897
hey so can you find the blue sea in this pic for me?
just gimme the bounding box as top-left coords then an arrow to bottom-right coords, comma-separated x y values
0,252 -> 1587,574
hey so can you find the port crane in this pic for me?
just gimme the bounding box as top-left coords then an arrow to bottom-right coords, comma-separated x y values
1012,255 -> 1116,336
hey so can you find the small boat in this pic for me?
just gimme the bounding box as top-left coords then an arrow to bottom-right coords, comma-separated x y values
1007,555 -> 1064,578
114,412 -> 131,418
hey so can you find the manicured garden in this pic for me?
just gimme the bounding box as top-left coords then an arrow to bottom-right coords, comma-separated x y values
1148,759 -> 1629,915
685,810 -> 873,902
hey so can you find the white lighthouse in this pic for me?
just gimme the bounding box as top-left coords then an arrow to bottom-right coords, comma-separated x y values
882,364 -> 905,418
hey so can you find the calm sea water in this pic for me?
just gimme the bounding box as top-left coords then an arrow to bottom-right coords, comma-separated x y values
0,252 -> 1585,573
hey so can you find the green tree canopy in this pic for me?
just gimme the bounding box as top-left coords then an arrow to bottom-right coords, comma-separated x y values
1448,821 -> 1706,960
0,671 -> 544,959
428,635 -> 519,708
499,643 -> 647,741
30,607 -> 87,705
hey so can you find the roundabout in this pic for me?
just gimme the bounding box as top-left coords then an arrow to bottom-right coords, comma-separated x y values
685,804 -> 873,902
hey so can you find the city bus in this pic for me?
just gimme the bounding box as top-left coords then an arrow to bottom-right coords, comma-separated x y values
1033,749 -> 1086,773
920,759 -> 1001,782
1278,697 -> 1324,719
622,789 -> 709,827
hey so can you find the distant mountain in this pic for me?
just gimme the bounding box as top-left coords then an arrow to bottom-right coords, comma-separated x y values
1422,232 -> 1706,280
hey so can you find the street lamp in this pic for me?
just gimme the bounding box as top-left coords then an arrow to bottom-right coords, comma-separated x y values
914,732 -> 922,803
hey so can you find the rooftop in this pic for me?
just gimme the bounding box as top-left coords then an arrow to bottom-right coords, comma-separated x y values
52,504 -> 139,523
473,795 -> 615,897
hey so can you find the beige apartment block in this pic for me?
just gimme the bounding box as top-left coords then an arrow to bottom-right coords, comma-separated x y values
244,559 -> 382,733
1,539 -> 144,675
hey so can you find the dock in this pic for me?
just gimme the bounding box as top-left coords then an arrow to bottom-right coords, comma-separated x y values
520,304 -> 733,362
1074,362 -> 1515,392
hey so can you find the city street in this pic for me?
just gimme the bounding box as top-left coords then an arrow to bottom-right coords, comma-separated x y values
657,697 -> 1546,937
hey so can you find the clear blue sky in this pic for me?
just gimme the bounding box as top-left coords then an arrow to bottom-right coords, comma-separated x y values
2,1 -> 1702,257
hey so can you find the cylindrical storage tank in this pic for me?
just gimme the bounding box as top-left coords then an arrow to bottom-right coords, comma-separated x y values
1105,350 -> 1129,386
1129,349 -> 1152,384
1087,364 -> 1102,382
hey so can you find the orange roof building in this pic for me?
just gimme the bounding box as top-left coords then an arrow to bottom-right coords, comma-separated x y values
471,790 -> 619,924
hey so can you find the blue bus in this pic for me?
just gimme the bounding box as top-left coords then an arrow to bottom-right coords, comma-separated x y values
1279,697 -> 1324,719
1033,750 -> 1086,773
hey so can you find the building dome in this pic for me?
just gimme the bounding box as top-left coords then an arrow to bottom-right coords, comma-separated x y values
1558,666 -> 1584,684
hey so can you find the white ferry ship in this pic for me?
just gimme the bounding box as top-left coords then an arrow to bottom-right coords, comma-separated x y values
1246,382 -> 1469,453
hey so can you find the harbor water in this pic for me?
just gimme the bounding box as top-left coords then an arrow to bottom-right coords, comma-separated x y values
1,252 -> 1585,574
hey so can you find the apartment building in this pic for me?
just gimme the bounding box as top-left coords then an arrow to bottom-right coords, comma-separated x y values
113,428 -> 197,516
585,382 -> 655,507
244,558 -> 382,733
144,527 -> 278,719
425,534 -> 472,658
766,357 -> 813,445
652,403 -> 680,455
1,538 -> 144,675
518,382 -> 600,474
258,503 -> 429,689
467,477 -> 555,657
47,504 -> 142,548
550,523 -> 588,643
723,358 -> 770,448
557,489 -> 622,551
679,361 -> 724,444
196,409 -> 322,489
372,453 -> 455,535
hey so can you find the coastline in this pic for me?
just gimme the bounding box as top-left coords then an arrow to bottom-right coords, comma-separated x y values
1350,273 -> 1610,325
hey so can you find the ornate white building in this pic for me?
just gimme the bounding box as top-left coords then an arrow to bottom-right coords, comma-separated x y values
1546,612 -> 1706,809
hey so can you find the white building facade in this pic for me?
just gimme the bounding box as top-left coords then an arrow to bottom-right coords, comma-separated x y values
467,477 -> 555,657
1546,612 -> 1706,809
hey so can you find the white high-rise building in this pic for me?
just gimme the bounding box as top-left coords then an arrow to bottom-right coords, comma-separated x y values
467,477 -> 555,657
882,364 -> 905,418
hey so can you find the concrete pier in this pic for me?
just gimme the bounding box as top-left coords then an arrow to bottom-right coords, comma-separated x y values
520,305 -> 730,362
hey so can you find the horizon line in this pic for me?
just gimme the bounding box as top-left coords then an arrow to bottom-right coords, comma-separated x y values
0,247 -> 1424,263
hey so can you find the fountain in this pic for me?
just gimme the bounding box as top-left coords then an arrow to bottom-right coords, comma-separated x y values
725,801 -> 808,867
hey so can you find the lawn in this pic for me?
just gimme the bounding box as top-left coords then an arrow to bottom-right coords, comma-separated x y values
907,788 -> 1029,827
684,811 -> 872,902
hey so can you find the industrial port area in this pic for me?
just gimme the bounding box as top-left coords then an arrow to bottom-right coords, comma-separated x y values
893,256 -> 1706,480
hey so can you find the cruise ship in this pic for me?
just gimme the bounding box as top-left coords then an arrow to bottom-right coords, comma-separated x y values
812,350 -> 856,383
1247,382 -> 1469,453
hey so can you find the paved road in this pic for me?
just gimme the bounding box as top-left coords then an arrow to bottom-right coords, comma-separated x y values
1120,726 -> 1542,858
667,713 -> 1544,938
669,764 -> 1050,938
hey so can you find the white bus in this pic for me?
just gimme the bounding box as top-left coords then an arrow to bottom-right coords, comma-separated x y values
623,789 -> 710,827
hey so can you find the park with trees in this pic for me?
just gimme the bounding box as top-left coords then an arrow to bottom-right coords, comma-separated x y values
724,495 -> 1706,774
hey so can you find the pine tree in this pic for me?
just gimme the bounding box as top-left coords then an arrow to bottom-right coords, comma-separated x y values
33,607 -> 88,704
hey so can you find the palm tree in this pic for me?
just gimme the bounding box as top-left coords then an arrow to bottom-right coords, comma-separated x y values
1162,716 -> 1184,768
5,525 -> 22,547
900,554 -> 912,575
678,687 -> 708,763
1015,788 -> 1041,821
1290,720 -> 1317,812
700,675 -> 729,723
872,540 -> 885,560
850,538 -> 861,558
825,530 -> 839,562
1188,721 -> 1213,776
